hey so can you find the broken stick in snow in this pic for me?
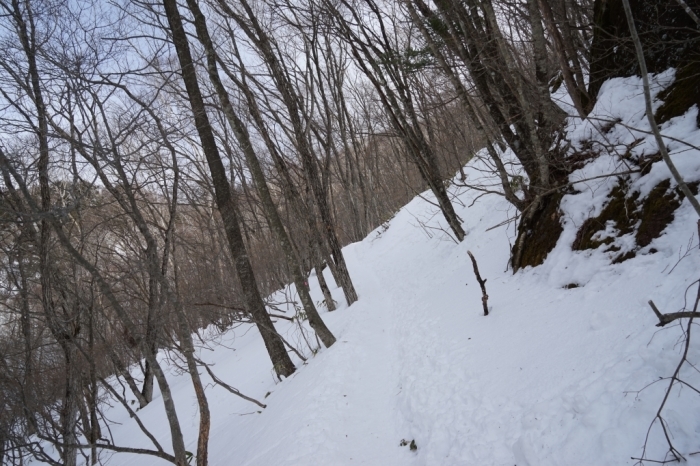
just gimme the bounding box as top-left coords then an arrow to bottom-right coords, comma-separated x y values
467,251 -> 489,316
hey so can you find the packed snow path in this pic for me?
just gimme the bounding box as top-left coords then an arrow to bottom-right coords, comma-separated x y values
209,249 -> 408,466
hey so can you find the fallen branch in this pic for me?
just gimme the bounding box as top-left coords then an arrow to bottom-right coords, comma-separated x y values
648,299 -> 700,327
638,280 -> 700,464
467,251 -> 489,316
203,365 -> 267,409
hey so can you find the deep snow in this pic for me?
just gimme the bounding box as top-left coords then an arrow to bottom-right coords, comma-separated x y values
68,72 -> 700,465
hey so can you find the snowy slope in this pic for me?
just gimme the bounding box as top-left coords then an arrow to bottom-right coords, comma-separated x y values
83,73 -> 700,466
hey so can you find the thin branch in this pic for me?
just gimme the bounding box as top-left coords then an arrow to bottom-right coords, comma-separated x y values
673,0 -> 700,26
467,251 -> 489,316
203,365 -> 267,409
584,116 -> 700,154
98,378 -> 166,455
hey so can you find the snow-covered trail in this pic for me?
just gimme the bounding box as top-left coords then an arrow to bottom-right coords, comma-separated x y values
79,73 -> 700,465
99,183 -> 700,466
206,198 -> 508,466
212,242 -> 411,466
329,196 -> 520,465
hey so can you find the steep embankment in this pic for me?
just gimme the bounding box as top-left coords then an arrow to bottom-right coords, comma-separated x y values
96,71 -> 700,466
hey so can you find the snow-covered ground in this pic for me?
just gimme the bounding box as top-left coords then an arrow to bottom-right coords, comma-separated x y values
81,73 -> 700,465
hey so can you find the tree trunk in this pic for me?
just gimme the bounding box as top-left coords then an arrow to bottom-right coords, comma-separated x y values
14,3 -> 80,460
88,303 -> 100,465
141,270 -> 160,404
161,0 -> 296,377
172,240 -> 210,466
315,262 -> 336,311
109,351 -> 149,409
217,0 -> 359,306
17,246 -> 37,433
141,363 -> 155,405
185,0 -> 335,348
538,0 -> 591,116
61,344 -> 79,466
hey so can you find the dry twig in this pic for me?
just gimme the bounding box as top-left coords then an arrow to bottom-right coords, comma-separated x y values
203,365 -> 267,409
467,251 -> 489,316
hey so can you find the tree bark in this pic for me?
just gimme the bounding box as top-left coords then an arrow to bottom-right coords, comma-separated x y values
11,2 -> 78,461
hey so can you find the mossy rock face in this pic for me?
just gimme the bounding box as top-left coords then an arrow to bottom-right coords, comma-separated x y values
656,58 -> 700,127
588,0 -> 700,101
513,169 -> 695,269
514,146 -> 590,270
573,178 -> 696,263
636,180 -> 683,247
573,180 -> 638,251
516,192 -> 564,269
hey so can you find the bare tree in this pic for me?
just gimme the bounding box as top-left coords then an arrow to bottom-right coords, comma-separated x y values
160,0 -> 297,383
213,0 -> 360,305
182,0 -> 336,347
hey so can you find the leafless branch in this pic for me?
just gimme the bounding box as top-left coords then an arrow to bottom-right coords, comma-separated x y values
203,365 -> 267,409
467,251 -> 489,316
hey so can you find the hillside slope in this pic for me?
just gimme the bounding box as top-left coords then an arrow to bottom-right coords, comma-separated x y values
91,72 -> 700,466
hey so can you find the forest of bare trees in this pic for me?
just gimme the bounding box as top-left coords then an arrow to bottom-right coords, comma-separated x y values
0,0 -> 696,464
